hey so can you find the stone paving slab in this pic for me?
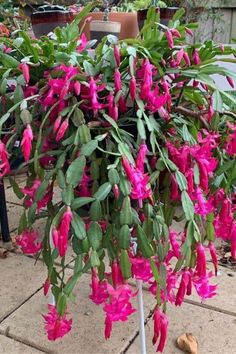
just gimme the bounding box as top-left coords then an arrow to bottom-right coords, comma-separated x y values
6,203 -> 24,233
0,253 -> 46,321
0,334 -> 44,354
0,274 -> 155,354
126,301 -> 236,354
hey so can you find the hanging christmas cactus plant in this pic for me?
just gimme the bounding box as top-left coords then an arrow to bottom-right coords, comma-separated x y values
0,4 -> 236,351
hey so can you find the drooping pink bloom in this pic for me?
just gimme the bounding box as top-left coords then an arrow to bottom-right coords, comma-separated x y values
208,242 -> 218,275
194,187 -> 214,216
219,44 -> 225,52
175,271 -> 191,306
170,175 -> 179,201
166,142 -> 190,173
43,304 -> 72,341
225,125 -> 236,156
130,257 -> 153,282
122,157 -> 151,207
56,119 -> 68,142
107,92 -> 118,121
21,124 -> 33,161
53,116 -> 62,134
169,230 -> 181,259
166,30 -> 174,48
21,179 -> 53,211
82,77 -> 105,116
152,308 -> 168,352
226,76 -> 234,88
43,278 -> 50,296
195,243 -> 206,277
214,198 -> 233,240
89,269 -> 109,305
136,143 -> 148,173
230,223 -> 236,260
114,68 -> 122,91
185,27 -> 193,36
193,272 -> 217,301
74,81 -> 81,96
16,229 -> 42,254
57,207 -> 73,257
111,261 -> 123,288
114,45 -> 120,67
52,227 -> 59,248
183,51 -> 191,66
170,28 -> 181,38
192,49 -> 201,65
129,76 -> 136,100
112,184 -> 120,199
19,63 -> 30,84
103,284 -> 136,339
76,33 -> 88,52
0,141 -> 10,177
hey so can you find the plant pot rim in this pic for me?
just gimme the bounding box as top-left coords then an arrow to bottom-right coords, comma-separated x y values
90,20 -> 121,25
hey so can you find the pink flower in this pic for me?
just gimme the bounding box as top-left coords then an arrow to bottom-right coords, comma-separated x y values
74,81 -> 81,96
43,278 -> 50,296
169,230 -> 181,259
16,229 -> 42,254
185,27 -> 193,36
111,261 -> 123,288
114,69 -> 122,91
208,242 -> 218,275
194,187 -> 214,216
129,76 -> 136,100
152,308 -> 168,352
122,157 -> 151,207
226,76 -> 234,88
21,179 -> 52,211
53,116 -> 62,134
0,141 -> 10,177
175,271 -> 191,306
56,119 -> 68,142
195,243 -> 206,277
114,45 -> 120,66
130,257 -> 153,282
193,273 -> 217,301
165,30 -> 174,48
89,269 -> 109,305
192,49 -> 201,65
112,184 -> 120,199
57,207 -> 73,257
230,223 -> 236,260
103,284 -> 136,339
21,124 -> 33,161
183,51 -> 191,66
136,143 -> 148,173
19,63 -> 30,84
43,304 -> 72,341
77,33 -> 88,52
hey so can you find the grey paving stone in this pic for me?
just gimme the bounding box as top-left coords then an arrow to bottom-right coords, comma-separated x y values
6,203 -> 24,232
126,301 -> 236,354
0,334 -> 44,354
0,275 -> 155,354
0,253 -> 46,321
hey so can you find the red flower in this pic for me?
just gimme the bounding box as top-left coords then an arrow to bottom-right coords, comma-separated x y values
152,308 -> 168,352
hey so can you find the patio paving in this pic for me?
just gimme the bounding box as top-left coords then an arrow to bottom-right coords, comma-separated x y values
0,182 -> 236,354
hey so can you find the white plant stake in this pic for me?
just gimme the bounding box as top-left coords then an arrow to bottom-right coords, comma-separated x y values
137,279 -> 147,354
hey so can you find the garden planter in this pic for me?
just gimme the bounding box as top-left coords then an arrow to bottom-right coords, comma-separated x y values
31,6 -> 75,38
81,12 -> 139,40
90,20 -> 121,43
137,7 -> 179,30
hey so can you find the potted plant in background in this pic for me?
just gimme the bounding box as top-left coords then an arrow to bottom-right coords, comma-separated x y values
90,0 -> 121,42
0,4 -> 236,352
81,0 -> 139,40
134,0 -> 182,29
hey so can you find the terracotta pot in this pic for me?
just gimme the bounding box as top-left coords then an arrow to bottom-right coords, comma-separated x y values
90,20 -> 121,44
81,12 -> 139,40
137,7 -> 179,30
31,9 -> 75,38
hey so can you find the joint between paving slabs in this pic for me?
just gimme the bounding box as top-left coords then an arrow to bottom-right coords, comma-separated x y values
0,332 -> 51,354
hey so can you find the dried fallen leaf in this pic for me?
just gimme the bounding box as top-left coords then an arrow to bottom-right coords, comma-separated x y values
0,247 -> 8,259
176,333 -> 198,354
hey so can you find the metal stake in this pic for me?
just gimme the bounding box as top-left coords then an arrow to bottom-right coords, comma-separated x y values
0,179 -> 10,242
137,279 -> 147,354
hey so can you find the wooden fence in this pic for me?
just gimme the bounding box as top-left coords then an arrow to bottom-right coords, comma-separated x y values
190,1 -> 236,44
